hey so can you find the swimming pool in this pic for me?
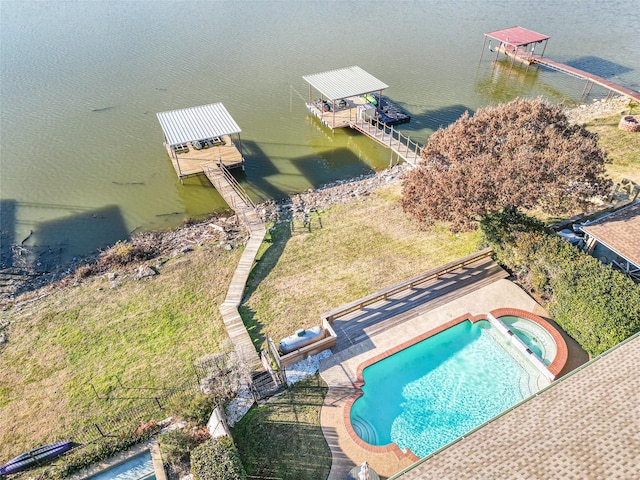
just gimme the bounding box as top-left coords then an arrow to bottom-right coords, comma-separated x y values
85,450 -> 155,480
349,318 -> 551,458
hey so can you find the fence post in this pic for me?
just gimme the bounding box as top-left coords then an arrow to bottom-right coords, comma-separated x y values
94,423 -> 106,437
192,363 -> 201,383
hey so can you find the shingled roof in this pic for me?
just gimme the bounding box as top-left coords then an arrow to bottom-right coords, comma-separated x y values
581,202 -> 640,268
392,333 -> 640,479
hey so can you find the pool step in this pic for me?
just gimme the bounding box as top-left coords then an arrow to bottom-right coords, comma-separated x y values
351,414 -> 378,445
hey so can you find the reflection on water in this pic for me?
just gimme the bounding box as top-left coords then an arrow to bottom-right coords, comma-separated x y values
1,0 -> 638,262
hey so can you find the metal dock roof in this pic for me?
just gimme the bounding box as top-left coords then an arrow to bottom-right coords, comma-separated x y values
156,103 -> 241,146
303,66 -> 389,101
484,26 -> 549,47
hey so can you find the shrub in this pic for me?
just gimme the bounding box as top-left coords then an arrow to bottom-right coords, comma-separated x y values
177,392 -> 216,426
481,208 -> 640,357
550,255 -> 640,356
191,437 -> 246,480
99,236 -> 160,268
159,429 -> 200,467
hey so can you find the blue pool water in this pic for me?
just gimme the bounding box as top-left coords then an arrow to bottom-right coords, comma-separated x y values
86,450 -> 155,480
350,320 -> 545,457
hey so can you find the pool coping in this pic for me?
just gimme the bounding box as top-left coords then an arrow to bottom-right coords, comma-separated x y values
342,308 -> 569,460
319,280 -> 571,479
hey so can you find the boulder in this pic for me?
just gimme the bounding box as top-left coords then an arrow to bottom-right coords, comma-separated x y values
136,265 -> 156,279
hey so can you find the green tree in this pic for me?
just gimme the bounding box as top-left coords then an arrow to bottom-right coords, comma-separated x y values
550,256 -> 640,357
480,208 -> 640,357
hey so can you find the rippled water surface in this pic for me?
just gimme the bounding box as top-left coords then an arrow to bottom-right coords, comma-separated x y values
350,320 -> 545,457
2,0 -> 639,262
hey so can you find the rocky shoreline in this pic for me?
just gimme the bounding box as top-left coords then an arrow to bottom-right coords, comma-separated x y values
0,164 -> 411,307
1,97 -> 632,306
259,163 -> 410,222
564,96 -> 632,124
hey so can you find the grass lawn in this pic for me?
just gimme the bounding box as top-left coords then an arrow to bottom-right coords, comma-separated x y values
585,102 -> 640,184
2,99 -> 634,475
233,376 -> 331,480
0,244 -> 241,462
242,184 -> 483,348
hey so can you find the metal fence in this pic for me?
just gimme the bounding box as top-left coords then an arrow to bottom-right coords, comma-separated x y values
73,377 -> 201,445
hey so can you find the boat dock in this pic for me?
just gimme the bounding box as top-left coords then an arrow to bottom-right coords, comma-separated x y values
157,103 -> 246,179
533,56 -> 639,101
165,135 -> 244,178
303,66 -> 419,166
483,26 -> 640,102
157,103 -> 264,370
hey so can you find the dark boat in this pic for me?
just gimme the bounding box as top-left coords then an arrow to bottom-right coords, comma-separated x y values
0,441 -> 76,476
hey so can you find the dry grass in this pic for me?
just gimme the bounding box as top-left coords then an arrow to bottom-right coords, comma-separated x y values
0,184 -> 481,467
588,115 -> 640,184
5,102 -> 632,466
0,244 -> 241,462
242,185 -> 482,347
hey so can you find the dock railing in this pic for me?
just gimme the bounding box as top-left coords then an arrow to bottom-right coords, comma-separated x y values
202,163 -> 261,228
321,248 -> 495,323
351,117 -> 421,165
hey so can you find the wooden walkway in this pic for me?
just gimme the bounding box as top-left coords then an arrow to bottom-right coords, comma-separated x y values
498,47 -> 640,102
350,118 -> 422,167
324,250 -> 508,353
533,56 -> 640,102
203,164 -> 265,370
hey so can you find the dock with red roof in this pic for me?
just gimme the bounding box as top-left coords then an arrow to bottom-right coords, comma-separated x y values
481,26 -> 640,102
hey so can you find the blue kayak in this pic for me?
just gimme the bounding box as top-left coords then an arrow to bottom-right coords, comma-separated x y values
0,440 -> 76,475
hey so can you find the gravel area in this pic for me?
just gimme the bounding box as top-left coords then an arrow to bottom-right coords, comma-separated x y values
285,350 -> 333,386
224,386 -> 255,427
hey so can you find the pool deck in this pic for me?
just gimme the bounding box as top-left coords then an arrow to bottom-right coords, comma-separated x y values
318,278 -> 565,479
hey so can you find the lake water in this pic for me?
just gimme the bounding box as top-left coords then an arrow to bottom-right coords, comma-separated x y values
2,0 -> 639,265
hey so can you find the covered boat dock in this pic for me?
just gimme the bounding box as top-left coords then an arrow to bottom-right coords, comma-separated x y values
303,66 -> 419,166
482,26 -> 550,67
157,103 -> 265,370
156,103 -> 245,180
481,26 -> 640,101
303,66 -> 410,129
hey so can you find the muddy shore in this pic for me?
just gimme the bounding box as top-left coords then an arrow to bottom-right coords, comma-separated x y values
1,97 -> 633,306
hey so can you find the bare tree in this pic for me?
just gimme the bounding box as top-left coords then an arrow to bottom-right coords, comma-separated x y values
401,98 -> 612,231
